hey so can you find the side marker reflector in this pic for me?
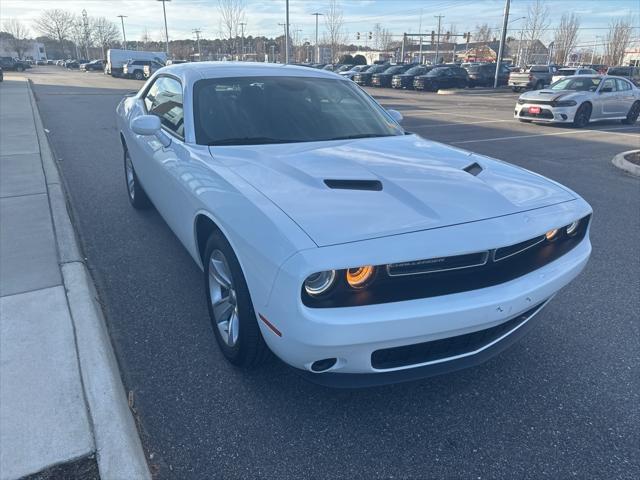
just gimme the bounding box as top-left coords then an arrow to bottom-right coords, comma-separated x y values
258,313 -> 282,337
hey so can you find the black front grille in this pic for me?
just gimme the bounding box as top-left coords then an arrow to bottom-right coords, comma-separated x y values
520,108 -> 554,119
371,302 -> 544,369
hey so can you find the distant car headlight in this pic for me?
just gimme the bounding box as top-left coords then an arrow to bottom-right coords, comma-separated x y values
304,270 -> 336,296
346,266 -> 375,289
552,100 -> 577,107
565,220 -> 581,236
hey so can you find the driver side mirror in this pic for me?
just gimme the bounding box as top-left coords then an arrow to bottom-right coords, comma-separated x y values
387,109 -> 403,123
130,114 -> 171,147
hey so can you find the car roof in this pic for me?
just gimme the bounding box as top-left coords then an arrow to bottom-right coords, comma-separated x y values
158,61 -> 342,83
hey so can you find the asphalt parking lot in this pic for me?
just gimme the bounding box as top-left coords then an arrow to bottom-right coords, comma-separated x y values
17,66 -> 640,479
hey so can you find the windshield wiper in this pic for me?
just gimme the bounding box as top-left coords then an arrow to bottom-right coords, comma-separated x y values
324,133 -> 395,141
208,137 -> 300,146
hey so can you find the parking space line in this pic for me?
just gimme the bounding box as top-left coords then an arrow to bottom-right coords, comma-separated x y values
401,110 -> 504,122
451,126 -> 640,144
416,119 -> 512,127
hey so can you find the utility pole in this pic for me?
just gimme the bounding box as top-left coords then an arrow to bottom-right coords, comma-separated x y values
284,0 -> 290,64
278,23 -> 287,63
117,15 -> 128,50
434,15 -> 444,65
311,12 -> 323,63
82,10 -> 90,58
418,9 -> 423,64
193,29 -> 202,61
240,22 -> 246,61
590,36 -> 602,64
493,0 -> 509,88
157,0 -> 171,56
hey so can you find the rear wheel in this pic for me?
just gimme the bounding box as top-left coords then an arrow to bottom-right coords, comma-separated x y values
572,103 -> 592,128
622,101 -> 640,124
204,232 -> 269,367
124,150 -> 151,209
134,70 -> 144,81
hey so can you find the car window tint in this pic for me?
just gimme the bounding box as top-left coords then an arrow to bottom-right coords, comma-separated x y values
616,79 -> 631,91
144,77 -> 184,138
193,76 -> 403,146
600,78 -> 617,92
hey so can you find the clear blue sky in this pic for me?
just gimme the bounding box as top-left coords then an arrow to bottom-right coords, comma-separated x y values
3,0 -> 639,48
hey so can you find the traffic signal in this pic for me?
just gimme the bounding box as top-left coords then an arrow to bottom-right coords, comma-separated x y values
431,30 -> 435,45
356,32 -> 361,40
368,32 -> 372,40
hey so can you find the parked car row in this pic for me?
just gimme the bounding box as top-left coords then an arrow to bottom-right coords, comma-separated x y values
0,57 -> 31,72
509,64 -> 640,92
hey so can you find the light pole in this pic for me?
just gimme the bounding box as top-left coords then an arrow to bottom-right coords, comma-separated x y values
117,15 -> 128,50
284,0 -> 290,64
311,12 -> 323,63
493,0 -> 510,88
157,0 -> 171,56
240,22 -> 246,61
434,15 -> 444,64
193,29 -> 202,61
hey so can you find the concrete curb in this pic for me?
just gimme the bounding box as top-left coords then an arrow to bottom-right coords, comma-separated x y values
27,80 -> 151,480
611,150 -> 640,177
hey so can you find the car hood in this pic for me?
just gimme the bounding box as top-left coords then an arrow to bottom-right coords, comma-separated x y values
209,135 -> 574,246
519,89 -> 582,102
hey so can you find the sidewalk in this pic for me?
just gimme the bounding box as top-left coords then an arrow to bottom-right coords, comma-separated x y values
0,77 -> 150,479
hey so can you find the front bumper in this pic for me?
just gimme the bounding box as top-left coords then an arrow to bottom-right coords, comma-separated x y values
514,102 -> 578,123
257,201 -> 592,384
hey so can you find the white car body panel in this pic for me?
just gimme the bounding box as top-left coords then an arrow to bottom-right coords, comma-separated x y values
117,62 -> 594,381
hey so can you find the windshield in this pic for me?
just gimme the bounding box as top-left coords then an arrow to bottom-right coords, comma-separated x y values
427,67 -> 447,77
405,66 -> 425,75
529,66 -> 548,72
194,76 -> 404,146
550,76 -> 601,91
557,69 -> 576,75
335,64 -> 353,72
382,66 -> 404,74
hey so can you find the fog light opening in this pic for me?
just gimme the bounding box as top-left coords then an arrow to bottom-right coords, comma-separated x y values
311,358 -> 337,372
545,229 -> 559,241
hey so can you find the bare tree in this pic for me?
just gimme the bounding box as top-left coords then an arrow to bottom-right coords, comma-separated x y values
33,9 -> 75,56
373,23 -> 392,51
473,23 -> 493,42
603,17 -> 634,66
218,0 -> 245,55
92,17 -> 120,60
553,13 -> 580,64
522,0 -> 550,64
3,19 -> 30,59
140,28 -> 152,49
324,0 -> 348,61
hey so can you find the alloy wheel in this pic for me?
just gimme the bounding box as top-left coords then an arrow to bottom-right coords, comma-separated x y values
208,250 -> 239,347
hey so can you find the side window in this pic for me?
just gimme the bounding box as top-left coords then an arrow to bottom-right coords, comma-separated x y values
616,79 -> 631,91
600,78 -> 617,92
144,77 -> 184,138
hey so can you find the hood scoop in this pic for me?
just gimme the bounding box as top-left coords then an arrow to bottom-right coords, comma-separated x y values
324,179 -> 383,191
463,162 -> 483,176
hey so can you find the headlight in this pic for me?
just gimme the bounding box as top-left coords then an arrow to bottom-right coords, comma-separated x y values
553,100 -> 577,107
304,270 -> 336,296
545,229 -> 559,241
566,220 -> 580,236
346,266 -> 375,289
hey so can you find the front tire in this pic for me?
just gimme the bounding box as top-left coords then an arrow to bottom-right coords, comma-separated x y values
134,70 -> 144,81
622,101 -> 640,124
204,232 -> 269,367
124,150 -> 151,209
572,103 -> 592,128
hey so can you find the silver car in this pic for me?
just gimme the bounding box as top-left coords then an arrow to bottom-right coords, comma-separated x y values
514,75 -> 640,127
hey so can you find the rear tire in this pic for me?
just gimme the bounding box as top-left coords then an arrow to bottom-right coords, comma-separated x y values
572,103 -> 592,128
124,149 -> 151,209
204,232 -> 270,367
622,101 -> 640,124
134,70 -> 144,81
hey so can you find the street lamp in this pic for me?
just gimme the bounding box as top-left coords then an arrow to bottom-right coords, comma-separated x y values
117,15 -> 128,50
311,12 -> 323,63
157,0 -> 171,55
284,0 -> 290,64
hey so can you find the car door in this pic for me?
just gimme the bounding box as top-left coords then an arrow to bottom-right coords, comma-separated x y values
594,78 -> 619,118
130,75 -> 193,243
615,78 -> 636,115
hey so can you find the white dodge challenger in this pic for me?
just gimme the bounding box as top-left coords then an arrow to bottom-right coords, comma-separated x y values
117,62 -> 592,387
